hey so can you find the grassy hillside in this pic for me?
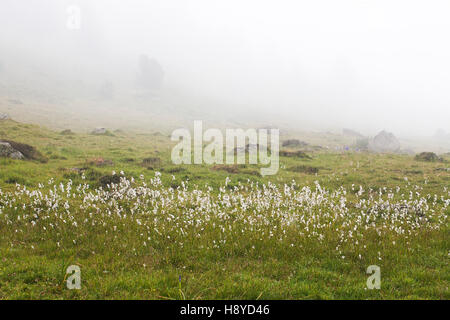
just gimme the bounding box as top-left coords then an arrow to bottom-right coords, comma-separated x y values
0,120 -> 449,299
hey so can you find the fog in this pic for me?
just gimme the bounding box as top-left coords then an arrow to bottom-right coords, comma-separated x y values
1,0 -> 449,136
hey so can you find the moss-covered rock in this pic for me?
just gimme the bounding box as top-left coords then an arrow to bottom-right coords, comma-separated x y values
415,152 -> 442,162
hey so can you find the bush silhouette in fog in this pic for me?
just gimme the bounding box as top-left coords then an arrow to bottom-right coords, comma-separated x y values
136,54 -> 164,93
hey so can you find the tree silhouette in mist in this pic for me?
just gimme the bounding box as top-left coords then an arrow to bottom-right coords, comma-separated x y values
136,54 -> 164,93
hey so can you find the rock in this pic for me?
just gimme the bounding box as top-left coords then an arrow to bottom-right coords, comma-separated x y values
10,151 -> 24,159
0,140 -> 47,162
415,152 -> 443,162
246,143 -> 259,152
91,127 -> 107,135
282,139 -> 308,147
60,129 -> 74,135
0,113 -> 10,120
343,128 -> 364,138
231,146 -> 246,155
354,138 -> 369,151
368,130 -> 400,153
7,99 -> 22,105
0,142 -> 24,159
230,144 -> 267,155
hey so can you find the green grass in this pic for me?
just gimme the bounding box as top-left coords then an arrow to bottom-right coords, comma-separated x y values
0,119 -> 449,299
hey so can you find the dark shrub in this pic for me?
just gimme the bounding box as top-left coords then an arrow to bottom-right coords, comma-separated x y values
211,165 -> 240,174
354,138 -> 369,151
99,174 -> 124,188
142,157 -> 161,167
60,129 -> 74,135
163,167 -> 187,174
287,165 -> 319,174
279,150 -> 311,159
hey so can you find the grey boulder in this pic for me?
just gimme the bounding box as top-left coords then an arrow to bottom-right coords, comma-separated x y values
0,142 -> 24,159
91,127 -> 107,135
368,130 -> 400,153
0,113 -> 10,120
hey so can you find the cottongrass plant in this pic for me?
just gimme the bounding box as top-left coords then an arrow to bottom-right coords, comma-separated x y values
1,171 -> 448,263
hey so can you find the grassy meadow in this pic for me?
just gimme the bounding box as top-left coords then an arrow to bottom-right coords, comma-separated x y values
0,119 -> 449,299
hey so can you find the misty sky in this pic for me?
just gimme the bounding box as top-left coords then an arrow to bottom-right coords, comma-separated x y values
1,0 -> 449,135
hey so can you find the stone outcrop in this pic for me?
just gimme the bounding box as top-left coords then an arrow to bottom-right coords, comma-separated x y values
368,131 -> 400,153
0,113 -> 10,120
91,127 -> 107,135
0,141 -> 24,159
